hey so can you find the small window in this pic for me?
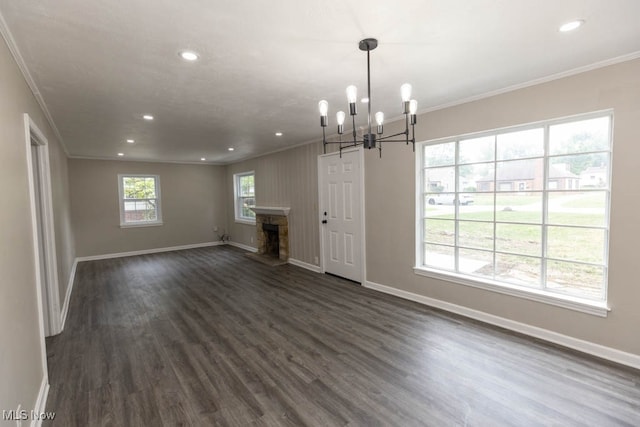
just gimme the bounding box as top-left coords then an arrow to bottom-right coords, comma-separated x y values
234,171 -> 255,223
118,175 -> 162,227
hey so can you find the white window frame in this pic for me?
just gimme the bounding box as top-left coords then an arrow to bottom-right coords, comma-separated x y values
414,111 -> 612,317
118,174 -> 163,227
234,171 -> 256,224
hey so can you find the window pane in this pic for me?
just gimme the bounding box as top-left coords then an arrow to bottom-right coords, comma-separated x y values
124,200 -> 157,222
240,197 -> 255,218
424,167 -> 455,193
459,136 -> 494,164
424,219 -> 455,245
239,175 -> 255,197
459,162 -> 493,193
459,193 -> 493,221
123,176 -> 156,199
548,191 -> 606,226
495,192 -> 542,223
549,154 -> 609,191
549,116 -> 610,156
497,128 -> 544,160
496,158 -> 544,192
424,191 -> 456,206
495,253 -> 541,288
547,226 -> 605,264
424,142 -> 455,167
459,221 -> 493,250
424,195 -> 455,218
424,244 -> 454,270
459,248 -> 494,279
546,260 -> 604,300
496,223 -> 541,256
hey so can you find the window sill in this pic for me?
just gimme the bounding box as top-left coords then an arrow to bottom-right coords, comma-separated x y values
413,266 -> 609,317
235,218 -> 256,226
120,221 -> 163,228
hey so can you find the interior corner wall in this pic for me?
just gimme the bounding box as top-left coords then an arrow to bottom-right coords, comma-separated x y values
0,33 -> 76,416
225,142 -> 323,266
364,58 -> 640,356
69,159 -> 227,257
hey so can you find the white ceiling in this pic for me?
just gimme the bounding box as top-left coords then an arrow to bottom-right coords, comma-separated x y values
1,1 -> 639,164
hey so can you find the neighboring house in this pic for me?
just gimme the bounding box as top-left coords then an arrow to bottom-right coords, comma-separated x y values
476,162 -> 579,192
579,166 -> 608,188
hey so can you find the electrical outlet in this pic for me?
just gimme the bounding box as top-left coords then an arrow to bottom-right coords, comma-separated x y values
314,256 -> 319,264
250,236 -> 254,243
213,226 -> 218,232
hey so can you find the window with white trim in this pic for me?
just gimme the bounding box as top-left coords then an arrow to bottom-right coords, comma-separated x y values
416,112 -> 612,304
234,171 -> 255,223
118,174 -> 162,227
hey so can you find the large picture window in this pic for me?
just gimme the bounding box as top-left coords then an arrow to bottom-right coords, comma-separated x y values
118,174 -> 162,227
234,171 -> 255,223
416,112 -> 612,310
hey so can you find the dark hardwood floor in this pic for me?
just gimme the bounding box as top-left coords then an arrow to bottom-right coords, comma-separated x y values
44,246 -> 640,426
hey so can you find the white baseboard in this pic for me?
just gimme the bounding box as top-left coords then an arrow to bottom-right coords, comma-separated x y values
364,280 -> 640,371
288,258 -> 322,273
59,259 -> 77,331
30,375 -> 49,427
227,241 -> 258,253
76,241 -> 224,262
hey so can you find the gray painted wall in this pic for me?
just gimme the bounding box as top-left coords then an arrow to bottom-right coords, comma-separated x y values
0,34 -> 75,415
69,159 -> 228,257
363,59 -> 640,356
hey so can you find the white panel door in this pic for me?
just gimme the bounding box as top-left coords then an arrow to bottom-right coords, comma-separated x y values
318,149 -> 363,283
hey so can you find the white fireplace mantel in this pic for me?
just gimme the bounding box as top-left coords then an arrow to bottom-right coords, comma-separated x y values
250,206 -> 291,216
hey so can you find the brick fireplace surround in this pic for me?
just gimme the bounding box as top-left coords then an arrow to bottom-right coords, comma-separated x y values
251,207 -> 291,261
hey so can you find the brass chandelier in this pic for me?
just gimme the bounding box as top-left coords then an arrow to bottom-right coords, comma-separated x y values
318,38 -> 418,157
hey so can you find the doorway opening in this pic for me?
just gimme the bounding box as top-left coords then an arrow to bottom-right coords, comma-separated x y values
25,114 -> 61,338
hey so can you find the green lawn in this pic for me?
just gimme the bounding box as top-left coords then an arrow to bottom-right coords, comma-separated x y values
422,199 -> 606,299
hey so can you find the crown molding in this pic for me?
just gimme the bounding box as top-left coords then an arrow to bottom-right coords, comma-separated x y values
0,9 -> 68,156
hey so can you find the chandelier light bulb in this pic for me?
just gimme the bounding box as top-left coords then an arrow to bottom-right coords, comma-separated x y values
318,100 -> 329,116
375,112 -> 384,126
400,83 -> 412,102
336,111 -> 346,126
409,99 -> 418,115
346,85 -> 358,104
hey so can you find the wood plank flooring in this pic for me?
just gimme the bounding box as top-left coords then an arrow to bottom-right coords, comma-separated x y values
44,246 -> 640,426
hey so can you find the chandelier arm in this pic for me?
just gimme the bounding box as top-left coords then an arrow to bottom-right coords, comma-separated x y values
378,130 -> 409,141
352,115 -> 357,144
412,123 -> 416,152
366,48 -> 373,140
405,114 -> 410,144
322,127 -> 327,154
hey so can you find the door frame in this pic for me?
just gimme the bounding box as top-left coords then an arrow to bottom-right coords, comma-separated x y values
24,113 -> 61,337
317,147 -> 366,284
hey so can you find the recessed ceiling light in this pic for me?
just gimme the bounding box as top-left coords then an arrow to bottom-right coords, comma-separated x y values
361,97 -> 369,103
117,152 -> 124,157
200,157 -> 206,161
179,50 -> 199,61
228,147 -> 235,151
126,139 -> 134,143
143,114 -> 154,120
275,132 -> 283,136
559,20 -> 584,32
